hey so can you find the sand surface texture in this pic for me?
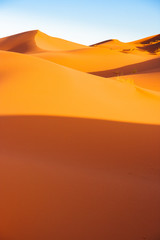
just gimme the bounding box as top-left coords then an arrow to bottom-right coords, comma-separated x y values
0,30 -> 160,240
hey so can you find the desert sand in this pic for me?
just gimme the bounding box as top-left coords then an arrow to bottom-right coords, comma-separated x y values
0,30 -> 160,240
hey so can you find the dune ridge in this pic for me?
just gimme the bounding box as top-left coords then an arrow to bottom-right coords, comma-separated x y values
0,30 -> 86,53
90,57 -> 160,77
92,34 -> 160,54
130,34 -> 160,44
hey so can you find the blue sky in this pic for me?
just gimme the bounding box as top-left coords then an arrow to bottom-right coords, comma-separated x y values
0,0 -> 159,44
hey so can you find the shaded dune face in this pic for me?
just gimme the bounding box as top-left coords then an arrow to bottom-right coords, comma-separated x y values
90,57 -> 160,77
0,30 -> 41,53
131,35 -> 160,53
131,34 -> 160,53
0,116 -> 160,240
131,34 -> 160,45
139,41 -> 160,53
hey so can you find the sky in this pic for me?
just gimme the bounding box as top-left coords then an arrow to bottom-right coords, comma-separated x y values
0,0 -> 160,45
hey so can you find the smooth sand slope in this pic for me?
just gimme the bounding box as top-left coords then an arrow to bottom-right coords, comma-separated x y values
114,69 -> 160,91
30,36 -> 159,74
31,48 -> 157,72
0,50 -> 160,124
0,116 -> 160,240
0,30 -> 158,73
0,30 -> 159,75
90,57 -> 160,91
0,30 -> 160,240
90,57 -> 160,77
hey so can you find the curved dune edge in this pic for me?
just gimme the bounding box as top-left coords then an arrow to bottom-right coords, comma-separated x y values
113,72 -> 160,92
0,30 -> 41,53
130,34 -> 160,44
0,30 -> 86,53
89,57 -> 160,78
0,50 -> 160,125
91,38 -> 137,52
34,30 -> 86,51
31,47 -> 157,72
89,55 -> 160,91
0,115 -> 160,240
0,30 -> 159,72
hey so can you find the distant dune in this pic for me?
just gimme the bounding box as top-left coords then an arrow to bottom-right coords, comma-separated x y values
0,30 -> 160,240
91,39 -> 136,52
130,34 -> 160,44
92,34 -> 160,54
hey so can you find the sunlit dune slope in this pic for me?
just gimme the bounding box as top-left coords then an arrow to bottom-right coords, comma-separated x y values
31,48 -> 156,72
0,116 -> 160,240
0,50 -> 160,124
90,57 -> 160,78
29,33 -> 159,73
0,30 -> 159,73
112,69 -> 160,91
89,56 -> 160,91
0,30 -> 86,53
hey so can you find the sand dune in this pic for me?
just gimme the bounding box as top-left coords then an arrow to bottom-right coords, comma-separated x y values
0,30 -> 86,53
31,48 -> 156,72
0,30 -> 160,240
91,39 -> 136,52
0,50 -> 160,124
114,70 -> 160,91
90,56 -> 160,77
29,34 -> 159,73
0,30 -> 158,73
90,57 -> 160,91
131,34 -> 160,44
92,34 -> 160,54
131,34 -> 160,54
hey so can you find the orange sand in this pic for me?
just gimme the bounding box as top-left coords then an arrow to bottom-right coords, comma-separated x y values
0,30 -> 160,240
